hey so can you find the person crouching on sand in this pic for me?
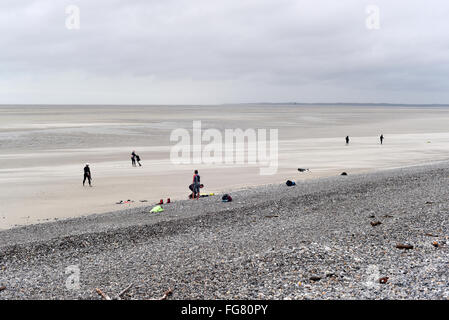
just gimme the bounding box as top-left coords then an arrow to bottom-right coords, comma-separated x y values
192,170 -> 201,200
83,163 -> 92,187
189,183 -> 204,199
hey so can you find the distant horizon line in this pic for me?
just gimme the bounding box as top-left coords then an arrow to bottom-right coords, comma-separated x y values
1,102 -> 449,107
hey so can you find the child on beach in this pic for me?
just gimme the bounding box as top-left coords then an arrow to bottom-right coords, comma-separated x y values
192,170 -> 201,200
189,183 -> 204,199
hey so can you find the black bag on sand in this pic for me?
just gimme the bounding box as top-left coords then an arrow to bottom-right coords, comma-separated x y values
286,180 -> 296,186
222,194 -> 232,202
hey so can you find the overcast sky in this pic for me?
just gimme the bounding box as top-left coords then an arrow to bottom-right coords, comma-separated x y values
0,0 -> 448,105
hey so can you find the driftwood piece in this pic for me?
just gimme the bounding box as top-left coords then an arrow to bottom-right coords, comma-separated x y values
95,288 -> 112,300
0,286 -> 6,292
396,244 -> 414,250
117,283 -> 133,299
370,221 -> 382,227
425,233 -> 439,237
159,288 -> 173,300
95,283 -> 133,300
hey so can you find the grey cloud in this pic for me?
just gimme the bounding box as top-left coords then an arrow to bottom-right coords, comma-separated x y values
0,0 -> 448,104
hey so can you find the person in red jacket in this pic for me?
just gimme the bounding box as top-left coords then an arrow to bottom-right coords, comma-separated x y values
192,170 -> 201,200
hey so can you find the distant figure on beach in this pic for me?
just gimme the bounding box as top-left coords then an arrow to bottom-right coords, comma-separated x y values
83,163 -> 92,187
380,134 -> 384,145
135,154 -> 142,167
192,170 -> 201,200
131,151 -> 137,167
345,136 -> 350,145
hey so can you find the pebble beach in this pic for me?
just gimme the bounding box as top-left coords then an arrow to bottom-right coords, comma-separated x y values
0,162 -> 448,299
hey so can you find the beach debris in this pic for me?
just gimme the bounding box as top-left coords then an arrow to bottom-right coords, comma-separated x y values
297,168 -> 310,172
432,241 -> 440,248
396,244 -> 414,250
222,194 -> 233,202
425,201 -> 434,205
370,221 -> 382,227
379,277 -> 389,284
95,288 -> 112,300
117,283 -> 133,300
160,288 -> 173,300
265,215 -> 279,218
340,172 -> 348,176
309,276 -> 322,282
95,283 -> 133,300
117,200 -> 134,204
150,205 -> 164,213
147,288 -> 173,300
286,180 -> 296,186
425,233 -> 439,237
0,285 -> 6,292
139,200 -> 148,202
368,215 -> 375,218
383,214 -> 394,218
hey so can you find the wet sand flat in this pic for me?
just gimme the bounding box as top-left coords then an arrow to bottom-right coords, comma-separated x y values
0,104 -> 448,229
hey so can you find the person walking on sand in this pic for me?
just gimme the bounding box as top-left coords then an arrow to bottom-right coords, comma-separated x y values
345,136 -> 350,145
131,151 -> 136,167
380,134 -> 384,145
83,163 -> 92,187
192,170 -> 201,200
135,154 -> 142,167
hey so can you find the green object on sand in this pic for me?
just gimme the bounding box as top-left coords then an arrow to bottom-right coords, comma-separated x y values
150,205 -> 164,213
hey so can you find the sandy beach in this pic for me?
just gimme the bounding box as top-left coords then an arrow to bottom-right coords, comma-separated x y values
3,0 -> 449,305
0,105 -> 448,300
0,162 -> 448,299
1,104 -> 449,229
